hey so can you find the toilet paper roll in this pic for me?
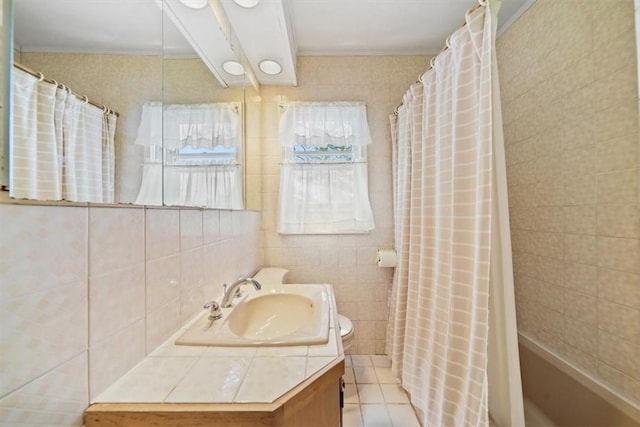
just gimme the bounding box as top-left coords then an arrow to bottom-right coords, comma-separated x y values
377,248 -> 397,268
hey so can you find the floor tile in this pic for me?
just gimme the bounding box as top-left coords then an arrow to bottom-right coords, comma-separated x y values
344,367 -> 355,383
361,404 -> 392,426
351,355 -> 373,366
343,404 -> 364,427
380,384 -> 410,404
375,367 -> 401,384
344,383 -> 360,404
345,355 -> 353,367
354,366 -> 378,383
344,356 -> 420,427
371,355 -> 391,367
357,384 -> 384,404
387,404 -> 421,427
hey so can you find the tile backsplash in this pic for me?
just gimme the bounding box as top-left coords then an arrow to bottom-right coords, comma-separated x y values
0,204 -> 261,425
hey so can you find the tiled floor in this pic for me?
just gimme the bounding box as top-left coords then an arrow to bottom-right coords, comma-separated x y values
343,355 -> 421,427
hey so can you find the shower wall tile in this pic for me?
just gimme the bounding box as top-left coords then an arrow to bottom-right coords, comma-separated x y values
598,300 -> 640,344
499,0 -> 640,407
596,169 -> 639,205
598,363 -> 640,405
597,205 -> 640,239
562,344 -> 598,376
562,174 -> 597,206
598,268 -> 640,310
563,262 -> 597,296
597,134 -> 639,173
598,331 -> 640,380
597,237 -> 640,274
563,234 -> 596,265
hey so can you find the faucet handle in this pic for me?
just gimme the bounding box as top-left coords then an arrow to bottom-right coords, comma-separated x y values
203,300 -> 222,321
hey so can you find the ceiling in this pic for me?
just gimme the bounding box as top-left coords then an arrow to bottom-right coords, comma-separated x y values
13,0 -> 533,87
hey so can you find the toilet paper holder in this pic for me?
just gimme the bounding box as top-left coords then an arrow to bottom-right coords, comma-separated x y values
377,248 -> 397,267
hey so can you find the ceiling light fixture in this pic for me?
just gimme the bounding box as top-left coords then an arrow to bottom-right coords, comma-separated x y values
222,60 -> 245,76
178,0 -> 208,9
232,0 -> 260,8
258,59 -> 282,75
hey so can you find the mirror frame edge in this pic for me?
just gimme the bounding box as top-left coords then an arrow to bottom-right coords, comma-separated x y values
1,0 -> 12,191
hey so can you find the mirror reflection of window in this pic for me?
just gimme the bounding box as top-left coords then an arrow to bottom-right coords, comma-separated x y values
134,101 -> 243,209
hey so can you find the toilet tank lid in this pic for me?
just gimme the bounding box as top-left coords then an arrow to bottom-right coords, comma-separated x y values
252,267 -> 290,285
338,314 -> 353,335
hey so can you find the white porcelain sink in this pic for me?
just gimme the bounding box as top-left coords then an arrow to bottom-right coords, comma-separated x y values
175,284 -> 330,347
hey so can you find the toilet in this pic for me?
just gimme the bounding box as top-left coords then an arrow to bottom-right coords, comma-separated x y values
253,267 -> 355,352
338,313 -> 355,352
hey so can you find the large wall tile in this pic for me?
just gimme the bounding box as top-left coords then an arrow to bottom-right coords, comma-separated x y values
146,254 -> 181,309
0,205 -> 88,397
180,209 -> 203,251
0,205 -> 87,297
0,353 -> 88,427
89,263 -> 145,346
145,209 -> 180,260
89,319 -> 146,400
89,207 -> 144,276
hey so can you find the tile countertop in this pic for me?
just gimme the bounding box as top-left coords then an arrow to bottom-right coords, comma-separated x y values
93,284 -> 343,404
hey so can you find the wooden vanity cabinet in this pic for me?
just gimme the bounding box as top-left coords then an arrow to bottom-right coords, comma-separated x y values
85,357 -> 344,427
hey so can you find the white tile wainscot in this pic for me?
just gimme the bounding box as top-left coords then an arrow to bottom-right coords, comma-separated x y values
85,284 -> 345,427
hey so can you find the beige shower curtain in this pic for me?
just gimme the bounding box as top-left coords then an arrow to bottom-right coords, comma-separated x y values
387,3 -> 499,426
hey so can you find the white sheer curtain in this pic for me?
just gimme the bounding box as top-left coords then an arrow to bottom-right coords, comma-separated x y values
163,165 -> 242,209
387,3 -> 500,426
11,68 -> 116,203
278,102 -> 375,234
134,102 -> 243,209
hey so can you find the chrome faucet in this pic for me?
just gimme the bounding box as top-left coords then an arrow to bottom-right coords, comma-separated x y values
220,277 -> 262,308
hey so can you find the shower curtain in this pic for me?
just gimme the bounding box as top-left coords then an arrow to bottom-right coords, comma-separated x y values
386,2 -> 521,426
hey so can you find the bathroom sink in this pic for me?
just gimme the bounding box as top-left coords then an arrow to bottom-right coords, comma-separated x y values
175,284 -> 330,347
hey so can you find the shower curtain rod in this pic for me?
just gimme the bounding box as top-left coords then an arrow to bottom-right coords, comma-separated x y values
392,0 -> 487,116
13,62 -> 120,117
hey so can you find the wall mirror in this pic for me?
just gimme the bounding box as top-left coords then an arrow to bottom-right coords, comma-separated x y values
1,0 -> 248,210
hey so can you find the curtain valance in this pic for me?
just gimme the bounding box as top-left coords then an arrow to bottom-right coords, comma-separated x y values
279,101 -> 372,148
135,102 -> 241,149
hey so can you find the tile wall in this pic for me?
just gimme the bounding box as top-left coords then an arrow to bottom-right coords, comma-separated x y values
497,0 -> 640,405
0,204 -> 261,426
258,56 -> 430,354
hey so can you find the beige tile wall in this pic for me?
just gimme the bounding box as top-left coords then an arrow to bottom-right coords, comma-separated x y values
258,56 -> 430,354
0,204 -> 261,425
497,0 -> 640,405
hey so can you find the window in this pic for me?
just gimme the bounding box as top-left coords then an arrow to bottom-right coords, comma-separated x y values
278,102 -> 375,234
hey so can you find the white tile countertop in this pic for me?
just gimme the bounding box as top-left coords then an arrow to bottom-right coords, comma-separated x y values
93,284 -> 342,404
